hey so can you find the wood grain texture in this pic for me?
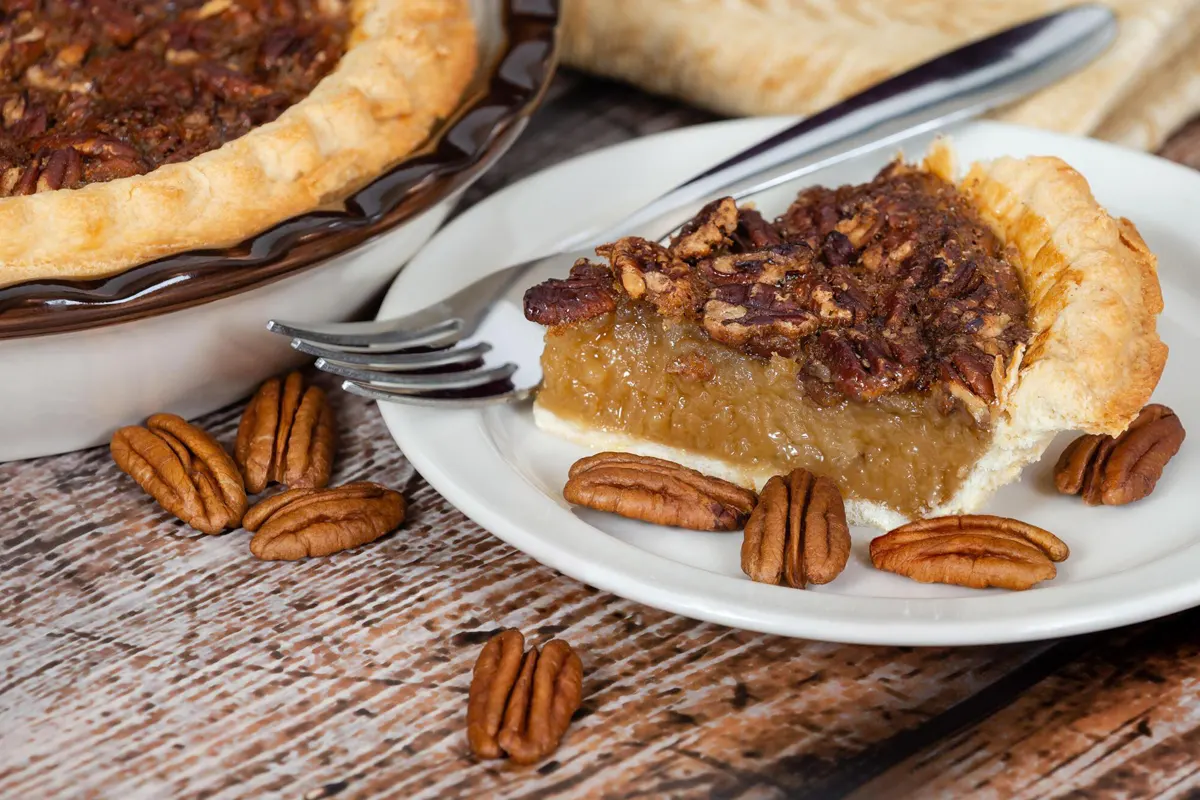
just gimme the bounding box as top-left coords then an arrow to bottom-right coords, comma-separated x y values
2,74 -> 1200,799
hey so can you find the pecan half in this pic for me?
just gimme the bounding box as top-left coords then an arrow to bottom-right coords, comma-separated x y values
523,259 -> 617,327
741,469 -> 851,588
111,413 -> 247,534
1055,404 -> 1185,506
870,515 -> 1069,591
467,629 -> 584,765
563,452 -> 757,531
243,482 -> 405,561
235,372 -> 336,494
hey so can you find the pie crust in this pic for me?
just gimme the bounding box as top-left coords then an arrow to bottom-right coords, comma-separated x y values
525,142 -> 1167,528
0,0 -> 476,288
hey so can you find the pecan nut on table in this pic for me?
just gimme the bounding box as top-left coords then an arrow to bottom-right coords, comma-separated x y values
109,372 -> 405,561
243,482 -> 406,561
236,371 -> 337,494
870,516 -> 1070,591
563,451 -> 757,531
467,629 -> 584,765
741,468 -> 852,589
110,413 -> 248,535
1055,403 -> 1186,506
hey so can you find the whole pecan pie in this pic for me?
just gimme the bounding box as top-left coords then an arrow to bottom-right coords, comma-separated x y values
0,0 -> 476,286
524,143 -> 1168,526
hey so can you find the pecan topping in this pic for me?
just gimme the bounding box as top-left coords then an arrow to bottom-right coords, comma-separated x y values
235,372 -> 336,494
741,469 -> 851,588
563,452 -> 757,531
598,237 -> 699,319
524,162 -> 1031,414
669,197 -> 738,260
523,260 -> 617,326
870,515 -> 1069,591
1055,404 -> 1185,505
111,413 -> 247,534
467,629 -> 584,765
243,482 -> 405,561
0,0 -> 348,195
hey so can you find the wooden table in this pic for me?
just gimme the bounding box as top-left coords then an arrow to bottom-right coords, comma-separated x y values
4,73 -> 1200,799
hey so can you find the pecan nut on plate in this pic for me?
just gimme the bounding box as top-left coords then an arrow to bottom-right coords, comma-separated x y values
467,629 -> 584,765
563,452 -> 757,531
242,482 -> 405,561
1055,403 -> 1185,506
235,372 -> 336,493
870,515 -> 1070,591
111,414 -> 248,534
741,469 -> 851,588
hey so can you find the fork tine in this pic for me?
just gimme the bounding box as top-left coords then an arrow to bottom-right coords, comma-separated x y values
270,317 -> 462,348
315,359 -> 518,390
341,379 -> 536,407
293,339 -> 491,370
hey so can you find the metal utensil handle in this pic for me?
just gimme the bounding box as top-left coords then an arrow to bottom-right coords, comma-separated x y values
558,3 -> 1114,249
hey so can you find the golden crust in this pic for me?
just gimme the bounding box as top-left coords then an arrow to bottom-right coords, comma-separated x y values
931,141 -> 1166,520
958,150 -> 1167,436
0,0 -> 477,288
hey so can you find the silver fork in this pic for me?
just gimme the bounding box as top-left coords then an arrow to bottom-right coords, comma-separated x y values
268,5 -> 1115,407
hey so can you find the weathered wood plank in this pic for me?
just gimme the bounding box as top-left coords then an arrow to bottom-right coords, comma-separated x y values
847,609 -> 1200,799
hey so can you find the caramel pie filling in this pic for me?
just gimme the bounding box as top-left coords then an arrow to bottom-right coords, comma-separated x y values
0,0 -> 349,196
525,162 -> 1032,518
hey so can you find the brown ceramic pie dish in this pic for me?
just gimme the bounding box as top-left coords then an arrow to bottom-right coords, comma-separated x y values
0,0 -> 558,339
0,0 -> 558,462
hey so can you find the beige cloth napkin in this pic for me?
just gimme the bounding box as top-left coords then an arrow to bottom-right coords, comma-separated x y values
561,0 -> 1200,151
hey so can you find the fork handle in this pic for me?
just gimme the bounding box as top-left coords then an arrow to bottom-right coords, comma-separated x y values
561,4 -> 1114,250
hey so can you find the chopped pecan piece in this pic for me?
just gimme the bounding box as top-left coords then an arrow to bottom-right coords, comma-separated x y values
522,260 -> 617,326
563,452 -> 757,531
741,469 -> 851,588
733,207 -> 783,250
599,237 -> 698,318
703,243 -> 814,287
1055,404 -> 1185,505
467,629 -> 584,765
243,482 -> 405,561
235,372 -> 336,494
669,197 -> 738,260
808,330 -> 919,401
703,282 -> 819,355
111,413 -> 247,534
870,515 -> 1069,591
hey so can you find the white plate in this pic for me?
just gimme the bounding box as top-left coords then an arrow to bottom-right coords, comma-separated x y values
376,119 -> 1200,646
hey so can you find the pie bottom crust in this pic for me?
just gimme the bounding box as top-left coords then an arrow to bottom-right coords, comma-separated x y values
533,143 -> 1167,527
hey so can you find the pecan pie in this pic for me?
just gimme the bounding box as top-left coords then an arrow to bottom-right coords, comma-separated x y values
0,0 -> 476,286
524,143 -> 1167,526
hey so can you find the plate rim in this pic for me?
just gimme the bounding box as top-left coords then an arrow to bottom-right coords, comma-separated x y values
375,118 -> 1200,645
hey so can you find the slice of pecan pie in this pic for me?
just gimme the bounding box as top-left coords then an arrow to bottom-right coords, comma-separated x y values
523,143 -> 1167,527
0,0 -> 475,286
